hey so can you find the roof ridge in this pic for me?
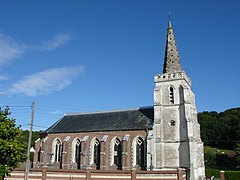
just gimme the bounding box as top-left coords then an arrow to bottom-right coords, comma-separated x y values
65,106 -> 153,116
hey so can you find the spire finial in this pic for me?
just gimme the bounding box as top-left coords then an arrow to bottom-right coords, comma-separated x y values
168,13 -> 172,28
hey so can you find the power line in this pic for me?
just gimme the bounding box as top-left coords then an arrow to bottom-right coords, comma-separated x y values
0,104 -> 30,107
21,123 -> 48,128
4,105 -> 30,108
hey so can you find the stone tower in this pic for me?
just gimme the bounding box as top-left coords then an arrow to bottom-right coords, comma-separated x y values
147,20 -> 205,179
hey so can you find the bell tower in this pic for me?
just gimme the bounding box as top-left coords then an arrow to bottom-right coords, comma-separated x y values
147,20 -> 205,179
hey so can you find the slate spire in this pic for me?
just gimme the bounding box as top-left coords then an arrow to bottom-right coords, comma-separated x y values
163,19 -> 182,74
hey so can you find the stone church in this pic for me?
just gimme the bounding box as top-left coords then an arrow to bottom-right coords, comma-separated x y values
34,20 -> 205,179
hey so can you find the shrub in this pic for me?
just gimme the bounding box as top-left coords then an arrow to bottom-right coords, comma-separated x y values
205,152 -> 217,169
224,171 -> 240,180
216,154 -> 238,169
205,169 -> 220,178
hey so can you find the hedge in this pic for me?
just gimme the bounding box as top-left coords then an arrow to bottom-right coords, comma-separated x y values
224,171 -> 240,180
205,169 -> 220,178
206,169 -> 240,180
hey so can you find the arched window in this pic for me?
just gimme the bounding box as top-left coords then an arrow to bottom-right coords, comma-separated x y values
132,136 -> 145,170
136,137 -> 145,169
93,138 -> 101,170
114,138 -> 122,170
53,139 -> 62,163
169,86 -> 174,104
74,139 -> 81,169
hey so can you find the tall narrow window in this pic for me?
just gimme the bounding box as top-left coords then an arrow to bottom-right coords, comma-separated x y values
136,137 -> 145,169
169,86 -> 174,104
37,150 -> 41,162
37,142 -> 41,163
75,139 -> 81,169
93,139 -> 101,170
54,139 -> 62,162
114,138 -> 122,170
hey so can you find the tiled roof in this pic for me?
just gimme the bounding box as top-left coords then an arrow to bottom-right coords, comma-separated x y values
45,106 -> 154,134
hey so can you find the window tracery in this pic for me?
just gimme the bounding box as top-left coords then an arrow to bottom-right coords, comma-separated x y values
52,138 -> 62,163
132,136 -> 145,169
113,138 -> 122,170
91,138 -> 101,170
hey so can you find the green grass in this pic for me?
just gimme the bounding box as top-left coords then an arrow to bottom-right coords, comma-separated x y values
204,146 -> 232,154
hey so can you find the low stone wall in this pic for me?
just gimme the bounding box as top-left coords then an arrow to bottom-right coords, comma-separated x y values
6,167 -> 186,180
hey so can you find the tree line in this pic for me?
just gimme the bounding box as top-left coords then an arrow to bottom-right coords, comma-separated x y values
198,107 -> 240,150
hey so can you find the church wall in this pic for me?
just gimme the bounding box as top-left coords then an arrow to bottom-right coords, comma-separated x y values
34,129 -> 148,171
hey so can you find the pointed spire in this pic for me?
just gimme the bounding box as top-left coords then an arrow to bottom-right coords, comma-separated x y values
163,18 -> 182,74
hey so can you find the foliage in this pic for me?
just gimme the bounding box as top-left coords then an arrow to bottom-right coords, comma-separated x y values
0,107 -> 27,179
204,146 -> 239,170
216,154 -> 238,170
19,130 -> 41,165
199,108 -> 240,170
19,130 -> 41,152
204,151 -> 217,169
198,108 -> 240,149
235,143 -> 240,168
205,169 -> 220,178
224,170 -> 240,180
206,169 -> 240,180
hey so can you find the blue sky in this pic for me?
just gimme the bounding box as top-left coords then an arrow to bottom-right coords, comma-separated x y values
0,0 -> 239,131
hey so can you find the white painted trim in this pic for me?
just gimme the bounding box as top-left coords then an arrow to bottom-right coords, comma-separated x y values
71,137 -> 81,163
51,137 -> 62,163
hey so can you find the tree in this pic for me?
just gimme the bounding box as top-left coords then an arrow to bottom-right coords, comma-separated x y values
19,130 -> 41,166
0,107 -> 26,179
235,143 -> 240,168
20,130 -> 41,151
198,108 -> 240,149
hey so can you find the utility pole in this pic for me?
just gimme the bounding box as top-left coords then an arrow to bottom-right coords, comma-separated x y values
24,101 -> 35,180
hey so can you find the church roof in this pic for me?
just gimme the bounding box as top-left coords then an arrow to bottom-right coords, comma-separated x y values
45,106 -> 154,134
163,20 -> 182,73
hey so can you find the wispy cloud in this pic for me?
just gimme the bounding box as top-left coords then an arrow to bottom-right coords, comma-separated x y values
0,32 -> 73,68
3,66 -> 85,96
0,75 -> 9,81
0,33 -> 25,67
39,33 -> 73,51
